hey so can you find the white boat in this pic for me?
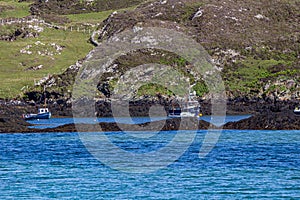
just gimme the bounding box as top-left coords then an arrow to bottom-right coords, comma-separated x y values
180,100 -> 201,117
23,108 -> 51,120
294,107 -> 300,116
168,90 -> 202,118
23,86 -> 51,120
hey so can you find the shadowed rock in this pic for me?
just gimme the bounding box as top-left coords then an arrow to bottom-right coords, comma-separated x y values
224,110 -> 300,130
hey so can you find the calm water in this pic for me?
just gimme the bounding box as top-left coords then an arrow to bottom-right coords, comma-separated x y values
0,129 -> 299,199
28,115 -> 251,129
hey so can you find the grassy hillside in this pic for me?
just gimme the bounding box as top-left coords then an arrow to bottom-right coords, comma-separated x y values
0,0 -> 149,99
64,5 -> 137,26
0,0 -> 31,18
0,0 -> 299,101
0,0 -> 129,98
93,0 -> 300,100
0,28 -> 93,98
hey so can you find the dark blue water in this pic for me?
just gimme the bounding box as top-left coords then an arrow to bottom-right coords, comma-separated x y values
0,130 -> 299,199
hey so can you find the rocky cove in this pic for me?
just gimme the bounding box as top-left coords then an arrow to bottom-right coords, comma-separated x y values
1,0 -> 300,133
1,98 -> 300,133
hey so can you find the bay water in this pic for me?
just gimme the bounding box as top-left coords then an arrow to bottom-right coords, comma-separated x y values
0,128 -> 299,199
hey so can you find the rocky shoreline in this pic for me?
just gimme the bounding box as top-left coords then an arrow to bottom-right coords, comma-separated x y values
224,110 -> 300,130
1,99 -> 300,133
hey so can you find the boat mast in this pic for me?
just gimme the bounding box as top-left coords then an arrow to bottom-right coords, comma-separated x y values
189,83 -> 196,102
43,85 -> 46,107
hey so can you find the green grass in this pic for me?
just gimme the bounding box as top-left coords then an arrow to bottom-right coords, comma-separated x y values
0,0 -> 31,19
0,1 -> 140,99
64,5 -> 137,25
137,83 -> 173,97
64,10 -> 113,25
0,28 -> 93,98
0,24 -> 19,36
225,57 -> 294,93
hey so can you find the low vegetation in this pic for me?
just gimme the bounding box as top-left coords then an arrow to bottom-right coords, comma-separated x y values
0,0 -> 299,101
0,28 -> 93,98
0,0 -> 31,18
30,0 -> 146,15
0,0 -> 143,99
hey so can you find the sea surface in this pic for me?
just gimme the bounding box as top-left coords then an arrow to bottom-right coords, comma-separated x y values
0,127 -> 299,199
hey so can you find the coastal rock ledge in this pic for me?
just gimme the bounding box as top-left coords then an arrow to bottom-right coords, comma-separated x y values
223,111 -> 300,130
1,112 -> 300,133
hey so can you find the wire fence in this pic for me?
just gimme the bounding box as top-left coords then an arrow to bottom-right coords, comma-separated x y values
0,16 -> 93,34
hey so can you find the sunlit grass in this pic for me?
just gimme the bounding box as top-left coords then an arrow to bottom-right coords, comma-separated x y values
64,5 -> 137,25
0,0 -> 31,19
65,10 -> 113,25
0,28 -> 93,98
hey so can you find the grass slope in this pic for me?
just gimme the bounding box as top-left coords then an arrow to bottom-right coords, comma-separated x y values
94,0 -> 300,99
0,28 -> 93,98
0,0 -> 31,18
0,0 -> 140,99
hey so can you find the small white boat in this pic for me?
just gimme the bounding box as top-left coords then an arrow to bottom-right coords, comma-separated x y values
294,107 -> 300,116
23,108 -> 51,120
168,90 -> 202,118
23,86 -> 51,120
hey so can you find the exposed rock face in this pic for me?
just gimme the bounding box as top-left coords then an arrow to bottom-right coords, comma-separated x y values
224,111 -> 300,130
95,0 -> 299,49
0,104 -> 32,133
0,26 -> 39,41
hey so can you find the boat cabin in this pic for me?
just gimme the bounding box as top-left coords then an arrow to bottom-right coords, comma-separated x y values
294,106 -> 300,116
38,108 -> 49,114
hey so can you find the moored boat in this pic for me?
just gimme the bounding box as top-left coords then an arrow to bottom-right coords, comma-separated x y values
168,90 -> 202,118
294,107 -> 300,116
23,108 -> 51,120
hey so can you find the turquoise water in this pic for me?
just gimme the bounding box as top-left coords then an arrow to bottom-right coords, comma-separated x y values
0,130 -> 299,199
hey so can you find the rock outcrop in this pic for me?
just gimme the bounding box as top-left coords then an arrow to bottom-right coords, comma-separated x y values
224,111 -> 300,130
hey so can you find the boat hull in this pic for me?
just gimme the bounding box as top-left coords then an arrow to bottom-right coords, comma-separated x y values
168,111 -> 201,118
23,112 -> 51,120
294,110 -> 300,116
168,107 -> 201,118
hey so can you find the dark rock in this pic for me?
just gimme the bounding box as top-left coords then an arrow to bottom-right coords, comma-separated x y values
1,99 -> 300,133
35,118 -> 215,133
224,110 -> 300,130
